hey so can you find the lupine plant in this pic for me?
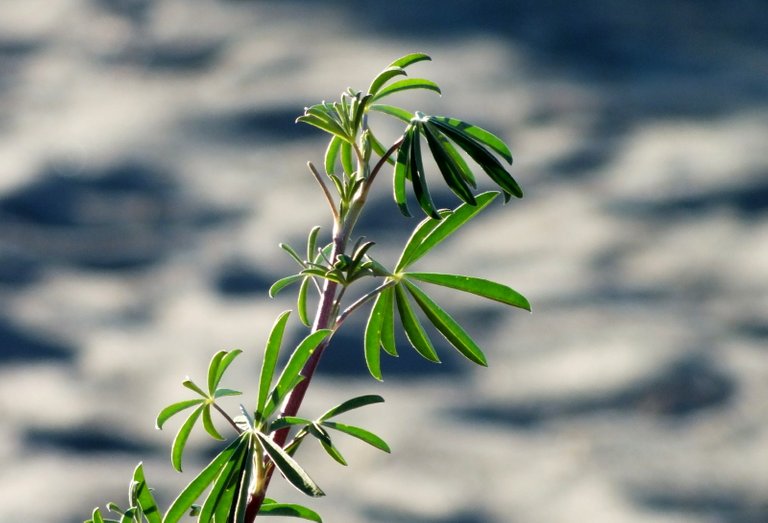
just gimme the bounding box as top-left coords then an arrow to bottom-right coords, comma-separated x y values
86,53 -> 530,523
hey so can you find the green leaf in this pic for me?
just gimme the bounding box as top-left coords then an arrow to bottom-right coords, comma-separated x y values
202,404 -> 225,441
300,267 -> 346,285
393,126 -> 414,217
429,118 -> 522,199
388,52 -> 431,69
198,436 -> 247,523
270,416 -> 313,432
132,463 -> 161,523
378,287 -> 398,357
232,437 -> 255,523
212,349 -> 242,394
395,191 -> 499,271
171,404 -> 204,472
257,311 -> 292,423
306,226 -> 321,263
182,378 -> 207,398
364,293 -> 388,380
372,78 -> 441,102
403,280 -> 487,366
264,329 -> 332,419
297,277 -> 311,327
258,500 -> 323,522
214,388 -> 242,399
394,284 -> 439,362
308,423 -> 347,466
280,243 -> 305,266
409,124 -> 440,219
340,139 -> 354,177
320,421 -> 391,453
206,351 -> 227,398
156,399 -> 204,430
428,115 -> 512,164
269,274 -> 303,298
163,437 -> 243,523
324,136 -> 342,175
405,272 -> 531,311
367,66 -> 407,96
91,508 -> 105,523
318,394 -> 385,421
254,432 -> 325,497
369,104 -> 414,123
422,121 -> 476,205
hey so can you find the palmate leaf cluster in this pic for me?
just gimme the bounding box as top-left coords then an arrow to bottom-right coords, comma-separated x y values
86,53 -> 530,523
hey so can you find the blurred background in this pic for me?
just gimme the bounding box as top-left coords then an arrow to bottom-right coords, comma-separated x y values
1,1 -> 767,522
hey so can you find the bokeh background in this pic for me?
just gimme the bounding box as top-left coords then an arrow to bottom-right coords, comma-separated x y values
1,1 -> 767,522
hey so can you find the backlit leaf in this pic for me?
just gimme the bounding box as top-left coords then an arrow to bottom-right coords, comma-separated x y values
269,274 -> 302,298
389,52 -> 431,69
320,421 -> 391,453
393,126 -> 414,217
156,399 -> 204,430
318,395 -> 385,421
258,500 -> 323,522
171,404 -> 204,472
428,115 -> 513,163
255,432 -> 325,497
405,272 -> 531,311
257,311 -> 292,422
394,284 -> 439,362
372,78 -> 441,102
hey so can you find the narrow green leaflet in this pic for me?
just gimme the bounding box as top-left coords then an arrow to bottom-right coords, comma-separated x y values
369,104 -> 414,123
259,500 -> 323,522
405,272 -> 531,311
394,284 -> 439,362
340,139 -> 354,177
90,508 -> 106,523
428,115 -> 513,163
403,280 -> 487,366
378,286 -> 398,356
393,126 -> 414,216
257,311 -> 292,423
198,438 -> 247,523
163,437 -> 243,523
297,277 -> 311,327
395,191 -> 499,271
206,351 -> 227,396
182,378 -> 207,398
389,52 -> 431,69
324,136 -> 342,175
156,399 -> 203,430
210,349 -> 242,394
308,423 -> 347,466
264,329 -> 333,419
364,291 -> 387,380
320,421 -> 391,453
255,432 -> 325,497
131,464 -> 161,523
232,438 -> 255,523
372,78 -> 441,102
280,243 -> 305,267
296,114 -> 350,141
429,118 -> 522,199
269,274 -> 302,298
422,122 -> 475,204
202,405 -> 224,441
368,66 -> 406,96
318,394 -> 385,421
171,404 -> 204,472
409,123 -> 440,219
433,126 -> 476,187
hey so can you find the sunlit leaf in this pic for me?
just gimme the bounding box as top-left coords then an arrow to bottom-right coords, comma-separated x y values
422,122 -> 476,204
368,66 -> 407,96
132,463 -> 161,523
264,329 -> 332,419
394,284 -> 439,362
214,388 -> 242,398
369,103 -> 413,123
156,399 -> 204,430
211,350 -> 242,394
393,126 -> 415,217
320,421 -> 391,453
171,404 -> 204,472
202,404 -> 225,441
340,139 -> 354,177
206,351 -> 227,397
428,115 -> 512,163
269,274 -> 302,298
372,78 -> 441,102
403,280 -> 487,366
198,437 -> 247,523
318,395 -> 385,421
280,243 -> 305,267
307,423 -> 347,466
405,272 -> 531,311
297,277 -> 311,327
257,311 -> 292,423
255,432 -> 325,497
324,136 -> 342,175
388,52 -> 431,69
364,292 -> 387,380
163,437 -> 242,523
258,500 -> 323,522
378,287 -> 398,357
395,191 -> 499,271
410,124 -> 440,218
182,378 -> 207,398
232,436 -> 255,523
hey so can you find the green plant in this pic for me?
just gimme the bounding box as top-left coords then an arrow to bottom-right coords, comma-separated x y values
86,53 -> 529,523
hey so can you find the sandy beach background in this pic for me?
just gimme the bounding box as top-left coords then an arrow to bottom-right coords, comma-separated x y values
1,1 -> 767,522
